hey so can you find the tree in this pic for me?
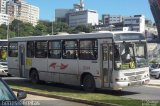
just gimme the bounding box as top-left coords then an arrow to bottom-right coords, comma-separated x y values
33,21 -> 48,36
0,19 -> 95,39
72,24 -> 93,33
0,28 -> 7,39
52,22 -> 70,34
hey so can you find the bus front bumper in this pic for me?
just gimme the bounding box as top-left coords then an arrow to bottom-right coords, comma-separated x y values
113,78 -> 150,90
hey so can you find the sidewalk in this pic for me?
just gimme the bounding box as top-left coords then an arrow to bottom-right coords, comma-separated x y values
148,79 -> 160,86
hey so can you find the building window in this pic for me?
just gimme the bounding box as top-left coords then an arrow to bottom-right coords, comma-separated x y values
35,41 -> 47,58
136,19 -> 140,23
8,42 -> 18,57
79,39 -> 98,60
27,41 -> 34,58
62,40 -> 78,59
48,41 -> 61,59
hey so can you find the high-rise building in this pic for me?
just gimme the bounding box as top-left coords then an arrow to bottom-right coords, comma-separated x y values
149,0 -> 160,38
0,13 -> 9,25
0,0 -> 9,14
0,0 -> 9,25
17,0 -> 39,26
6,0 -> 39,26
6,0 -> 18,22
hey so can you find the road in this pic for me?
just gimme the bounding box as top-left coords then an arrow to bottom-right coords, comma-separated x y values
122,85 -> 160,100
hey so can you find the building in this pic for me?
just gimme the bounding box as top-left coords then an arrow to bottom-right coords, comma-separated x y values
102,14 -> 123,25
55,9 -> 98,28
69,10 -> 98,27
55,0 -> 98,27
55,9 -> 73,23
123,15 -> 145,33
6,0 -> 39,26
0,13 -> 9,25
0,0 -> 9,25
0,0 -> 8,14
149,0 -> 160,38
6,0 -> 18,22
17,0 -> 39,26
102,14 -> 109,25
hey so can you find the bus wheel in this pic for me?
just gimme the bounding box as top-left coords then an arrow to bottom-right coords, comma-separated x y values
30,70 -> 39,84
82,75 -> 95,92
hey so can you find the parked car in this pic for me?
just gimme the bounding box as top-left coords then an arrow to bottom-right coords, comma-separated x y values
149,63 -> 159,72
150,68 -> 160,79
0,61 -> 9,76
0,78 -> 27,106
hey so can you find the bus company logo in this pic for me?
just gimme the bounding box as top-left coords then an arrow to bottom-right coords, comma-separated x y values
60,63 -> 68,70
49,63 -> 68,70
49,63 -> 56,69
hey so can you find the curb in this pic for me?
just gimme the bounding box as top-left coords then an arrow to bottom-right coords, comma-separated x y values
148,84 -> 160,86
12,88 -> 120,106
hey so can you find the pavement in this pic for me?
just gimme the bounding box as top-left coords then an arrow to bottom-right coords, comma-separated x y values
14,92 -> 92,106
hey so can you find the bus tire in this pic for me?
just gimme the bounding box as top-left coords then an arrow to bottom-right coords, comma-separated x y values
30,70 -> 39,84
82,74 -> 95,92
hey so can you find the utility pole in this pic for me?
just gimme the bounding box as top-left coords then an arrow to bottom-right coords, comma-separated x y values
52,19 -> 54,35
7,22 -> 9,40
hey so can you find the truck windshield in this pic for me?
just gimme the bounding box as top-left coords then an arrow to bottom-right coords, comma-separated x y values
114,42 -> 148,70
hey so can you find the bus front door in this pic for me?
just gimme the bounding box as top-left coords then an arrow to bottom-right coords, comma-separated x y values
101,44 -> 113,88
18,43 -> 25,77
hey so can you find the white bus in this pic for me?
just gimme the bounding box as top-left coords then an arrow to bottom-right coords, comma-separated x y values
8,31 -> 150,91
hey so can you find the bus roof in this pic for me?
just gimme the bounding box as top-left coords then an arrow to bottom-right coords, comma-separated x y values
8,31 -> 144,42
9,31 -> 112,41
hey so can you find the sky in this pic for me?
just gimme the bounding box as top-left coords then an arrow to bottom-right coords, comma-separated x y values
26,0 -> 154,22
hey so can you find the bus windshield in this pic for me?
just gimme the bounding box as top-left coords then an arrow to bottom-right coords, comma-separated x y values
134,42 -> 148,68
114,42 -> 148,70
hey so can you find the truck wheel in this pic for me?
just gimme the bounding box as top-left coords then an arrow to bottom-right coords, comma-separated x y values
82,75 -> 95,92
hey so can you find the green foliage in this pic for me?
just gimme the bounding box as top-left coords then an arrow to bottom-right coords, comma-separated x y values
72,24 -> 93,33
0,19 -> 94,39
149,60 -> 157,64
0,28 -> 7,39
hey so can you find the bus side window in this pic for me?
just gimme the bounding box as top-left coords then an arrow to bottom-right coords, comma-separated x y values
62,40 -> 78,59
79,40 -> 98,60
35,41 -> 47,58
27,41 -> 34,58
48,41 -> 61,59
8,42 -> 18,57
